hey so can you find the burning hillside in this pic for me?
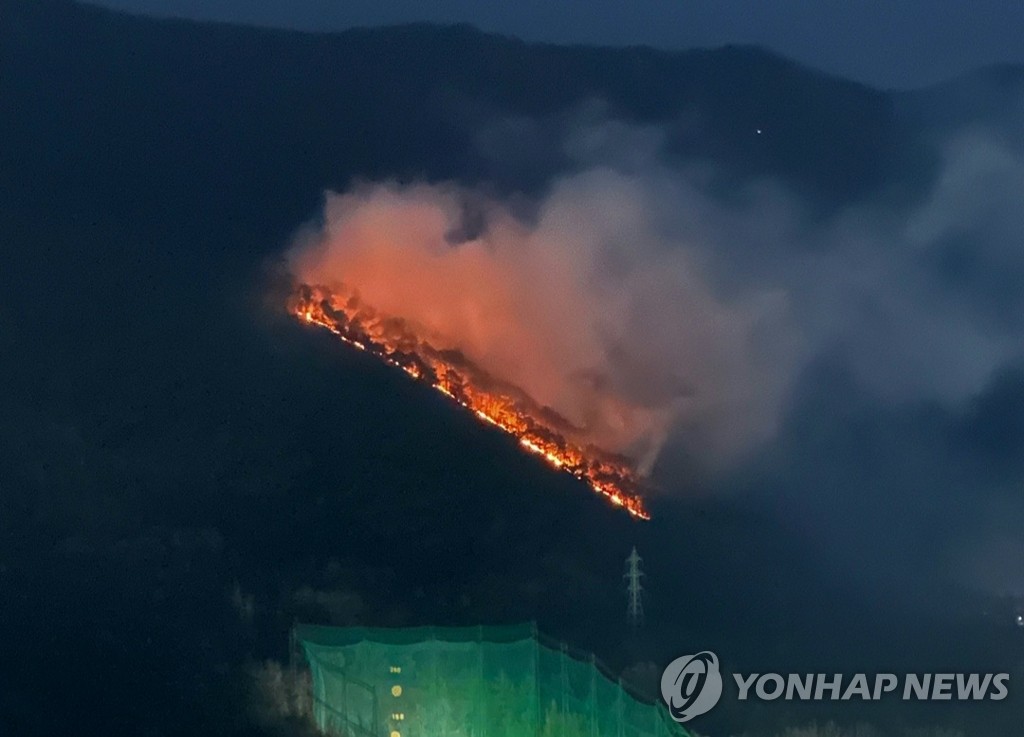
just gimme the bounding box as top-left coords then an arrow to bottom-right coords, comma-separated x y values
283,179 -> 800,519
289,285 -> 650,518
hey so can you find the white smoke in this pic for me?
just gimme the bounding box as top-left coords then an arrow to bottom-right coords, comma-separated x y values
288,115 -> 1024,483
288,169 -> 799,473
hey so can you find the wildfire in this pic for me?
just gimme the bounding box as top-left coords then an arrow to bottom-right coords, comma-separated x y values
289,284 -> 650,520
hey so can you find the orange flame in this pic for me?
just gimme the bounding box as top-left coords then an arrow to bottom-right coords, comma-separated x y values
290,285 -> 650,520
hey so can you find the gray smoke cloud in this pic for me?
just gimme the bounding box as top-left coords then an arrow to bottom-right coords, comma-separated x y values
288,113 -> 1024,502
288,170 -> 799,474
790,129 -> 1024,403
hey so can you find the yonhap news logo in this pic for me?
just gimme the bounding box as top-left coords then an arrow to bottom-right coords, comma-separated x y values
660,651 -> 724,721
660,652 -> 1010,723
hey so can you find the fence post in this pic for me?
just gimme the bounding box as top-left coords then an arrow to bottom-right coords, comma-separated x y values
477,625 -> 485,737
532,623 -> 541,737
617,677 -> 625,737
560,642 -> 569,718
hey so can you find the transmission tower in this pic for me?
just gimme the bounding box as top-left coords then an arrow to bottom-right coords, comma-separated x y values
624,546 -> 645,629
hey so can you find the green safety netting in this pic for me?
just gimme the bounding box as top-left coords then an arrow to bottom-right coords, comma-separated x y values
294,622 -> 690,737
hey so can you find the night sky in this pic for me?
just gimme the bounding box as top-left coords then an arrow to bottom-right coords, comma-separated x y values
90,0 -> 1024,88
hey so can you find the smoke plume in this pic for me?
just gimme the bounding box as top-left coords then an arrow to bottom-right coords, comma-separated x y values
287,110 -> 1024,514
287,170 -> 798,475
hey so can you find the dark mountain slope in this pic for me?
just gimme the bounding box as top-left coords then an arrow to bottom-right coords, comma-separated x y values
3,0 -> 918,240
895,63 -> 1024,147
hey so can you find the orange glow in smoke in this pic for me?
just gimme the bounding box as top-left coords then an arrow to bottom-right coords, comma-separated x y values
290,285 -> 650,519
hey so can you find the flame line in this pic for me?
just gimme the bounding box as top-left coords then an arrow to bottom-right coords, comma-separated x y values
291,288 -> 650,520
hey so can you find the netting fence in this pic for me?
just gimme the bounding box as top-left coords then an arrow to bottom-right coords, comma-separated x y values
294,622 -> 690,737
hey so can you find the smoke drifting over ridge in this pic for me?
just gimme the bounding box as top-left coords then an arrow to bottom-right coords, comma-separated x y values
288,117 -> 1024,490
287,171 -> 797,475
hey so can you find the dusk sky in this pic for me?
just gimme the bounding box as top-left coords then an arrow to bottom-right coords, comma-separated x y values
91,0 -> 1024,88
